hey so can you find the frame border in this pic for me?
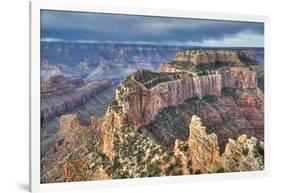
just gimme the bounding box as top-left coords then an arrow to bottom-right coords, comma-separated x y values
30,0 -> 271,192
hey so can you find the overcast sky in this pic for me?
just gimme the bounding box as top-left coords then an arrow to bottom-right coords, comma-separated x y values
41,10 -> 264,47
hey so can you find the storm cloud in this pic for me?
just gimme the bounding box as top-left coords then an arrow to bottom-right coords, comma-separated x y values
41,10 -> 264,47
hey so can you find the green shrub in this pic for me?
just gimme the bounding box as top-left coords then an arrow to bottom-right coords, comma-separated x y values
242,147 -> 249,156
215,168 -> 224,173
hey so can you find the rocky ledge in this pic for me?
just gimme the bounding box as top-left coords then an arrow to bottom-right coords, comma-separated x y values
170,48 -> 259,68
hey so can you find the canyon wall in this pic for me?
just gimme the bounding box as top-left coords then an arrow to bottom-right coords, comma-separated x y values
100,67 -> 258,159
121,73 -> 222,128
100,49 -> 261,159
110,66 -> 257,130
41,76 -> 112,123
173,49 -> 257,66
221,67 -> 257,89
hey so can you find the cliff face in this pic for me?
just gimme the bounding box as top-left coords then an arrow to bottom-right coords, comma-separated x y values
221,67 -> 257,89
41,76 -> 112,123
109,66 -> 258,130
120,72 -> 222,128
173,49 -> 257,66
41,48 -> 264,183
41,64 -> 63,80
159,65 -> 257,89
188,115 -> 221,173
41,114 -> 112,183
187,115 -> 264,173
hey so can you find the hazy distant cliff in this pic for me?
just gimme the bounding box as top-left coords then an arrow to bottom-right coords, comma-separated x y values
41,42 -> 182,75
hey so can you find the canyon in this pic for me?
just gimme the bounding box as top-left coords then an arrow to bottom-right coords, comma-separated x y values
41,75 -> 112,123
100,48 -> 264,164
41,42 -> 183,77
41,47 -> 264,183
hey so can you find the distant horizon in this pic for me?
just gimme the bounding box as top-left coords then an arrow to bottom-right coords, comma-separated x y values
40,39 -> 264,49
41,10 -> 264,48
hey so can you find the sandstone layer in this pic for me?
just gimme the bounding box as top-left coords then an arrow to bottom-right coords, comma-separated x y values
187,115 -> 264,173
172,48 -> 258,66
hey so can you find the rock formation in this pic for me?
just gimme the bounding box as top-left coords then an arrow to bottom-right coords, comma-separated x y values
100,48 -> 263,160
117,71 -> 222,128
107,67 -> 258,130
188,115 -> 221,173
172,48 -> 258,66
41,48 -> 264,183
187,115 -> 264,173
41,113 -> 264,183
41,114 -> 111,183
41,75 -> 112,123
41,64 -> 63,80
221,135 -> 264,172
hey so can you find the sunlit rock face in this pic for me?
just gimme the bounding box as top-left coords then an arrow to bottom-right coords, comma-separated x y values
120,72 -> 222,129
41,64 -> 63,80
187,115 -> 264,174
187,115 -> 221,173
108,68 -> 258,131
221,135 -> 264,172
172,49 -> 257,66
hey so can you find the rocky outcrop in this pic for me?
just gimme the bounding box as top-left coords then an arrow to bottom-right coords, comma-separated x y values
157,64 -> 184,73
119,72 -> 222,129
221,135 -> 264,172
172,48 -> 257,66
187,115 -> 264,173
41,114 -> 111,183
159,66 -> 257,89
100,49 -> 262,160
188,115 -> 221,173
41,64 -> 63,80
108,66 -> 258,130
221,67 -> 257,89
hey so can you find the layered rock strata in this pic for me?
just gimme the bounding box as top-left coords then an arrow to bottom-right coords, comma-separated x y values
187,115 -> 264,173
172,48 -> 258,66
108,66 -> 257,131
41,75 -> 112,123
100,49 -> 262,159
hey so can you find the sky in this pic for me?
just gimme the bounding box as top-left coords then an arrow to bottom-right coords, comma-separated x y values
41,10 -> 264,47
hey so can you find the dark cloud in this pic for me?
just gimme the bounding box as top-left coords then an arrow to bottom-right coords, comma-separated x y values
41,10 -> 264,47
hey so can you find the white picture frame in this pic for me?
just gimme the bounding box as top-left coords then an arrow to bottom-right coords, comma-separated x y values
30,0 -> 271,192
